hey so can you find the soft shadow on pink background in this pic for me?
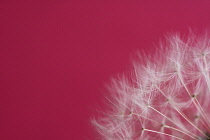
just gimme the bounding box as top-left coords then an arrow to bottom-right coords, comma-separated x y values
1,1 -> 210,140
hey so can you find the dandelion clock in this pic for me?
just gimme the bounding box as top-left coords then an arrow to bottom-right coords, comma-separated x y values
92,33 -> 210,140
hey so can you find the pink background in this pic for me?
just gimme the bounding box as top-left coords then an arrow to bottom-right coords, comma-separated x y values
1,1 -> 210,140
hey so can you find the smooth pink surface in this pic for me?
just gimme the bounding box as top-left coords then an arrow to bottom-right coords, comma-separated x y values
1,1 -> 210,140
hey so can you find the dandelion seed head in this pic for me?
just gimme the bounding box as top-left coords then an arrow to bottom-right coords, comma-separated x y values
92,33 -> 210,140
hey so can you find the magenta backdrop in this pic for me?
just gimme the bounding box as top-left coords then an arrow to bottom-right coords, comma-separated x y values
1,1 -> 210,140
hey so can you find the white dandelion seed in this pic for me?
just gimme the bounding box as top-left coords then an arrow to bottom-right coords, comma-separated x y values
92,33 -> 210,140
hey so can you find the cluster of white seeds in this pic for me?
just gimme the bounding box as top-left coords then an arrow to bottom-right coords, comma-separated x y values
92,34 -> 210,140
